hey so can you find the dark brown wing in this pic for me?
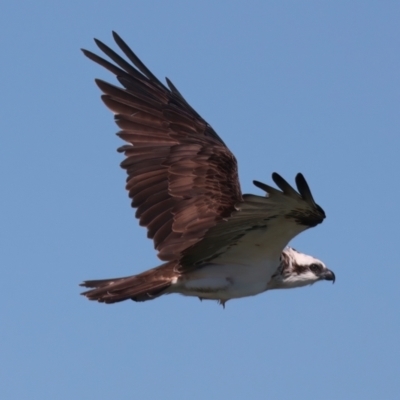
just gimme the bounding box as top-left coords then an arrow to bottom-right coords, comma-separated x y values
82,32 -> 242,262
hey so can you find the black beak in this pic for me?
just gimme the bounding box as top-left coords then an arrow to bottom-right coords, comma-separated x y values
322,269 -> 335,284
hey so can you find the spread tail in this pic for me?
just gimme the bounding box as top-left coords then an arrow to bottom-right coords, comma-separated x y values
80,262 -> 177,304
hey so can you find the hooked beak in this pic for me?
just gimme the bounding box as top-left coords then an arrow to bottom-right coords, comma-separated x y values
322,269 -> 336,284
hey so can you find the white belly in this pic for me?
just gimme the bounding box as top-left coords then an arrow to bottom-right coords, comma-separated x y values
172,259 -> 280,301
170,225 -> 289,302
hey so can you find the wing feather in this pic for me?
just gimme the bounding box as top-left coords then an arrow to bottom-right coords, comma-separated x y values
83,33 -> 242,263
181,173 -> 325,266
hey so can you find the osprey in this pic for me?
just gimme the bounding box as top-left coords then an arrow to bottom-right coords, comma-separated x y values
80,32 -> 335,307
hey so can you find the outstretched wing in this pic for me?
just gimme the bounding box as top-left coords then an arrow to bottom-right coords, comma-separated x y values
82,32 -> 243,262
180,173 -> 325,267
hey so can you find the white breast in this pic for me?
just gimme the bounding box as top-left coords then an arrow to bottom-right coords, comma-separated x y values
171,224 -> 293,301
173,259 -> 278,300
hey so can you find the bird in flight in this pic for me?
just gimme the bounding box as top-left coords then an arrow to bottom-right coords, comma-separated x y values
80,32 -> 335,307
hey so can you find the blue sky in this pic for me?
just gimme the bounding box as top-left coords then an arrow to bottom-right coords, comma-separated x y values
1,1 -> 399,399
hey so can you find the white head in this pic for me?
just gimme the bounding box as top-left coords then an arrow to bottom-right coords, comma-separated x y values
267,247 -> 335,290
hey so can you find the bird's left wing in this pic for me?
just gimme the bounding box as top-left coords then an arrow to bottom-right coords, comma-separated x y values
82,32 -> 243,263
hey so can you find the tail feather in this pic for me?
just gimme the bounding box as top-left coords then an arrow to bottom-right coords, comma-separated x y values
80,262 -> 177,304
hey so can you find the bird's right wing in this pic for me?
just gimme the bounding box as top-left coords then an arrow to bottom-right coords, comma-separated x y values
180,173 -> 325,267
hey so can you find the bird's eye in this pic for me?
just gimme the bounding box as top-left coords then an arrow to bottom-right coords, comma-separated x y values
310,264 -> 320,273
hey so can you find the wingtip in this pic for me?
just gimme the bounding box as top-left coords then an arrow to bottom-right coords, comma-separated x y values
295,172 -> 305,182
295,173 -> 318,206
271,172 -> 279,179
112,31 -> 121,41
253,179 -> 281,196
271,172 -> 280,182
297,174 -> 326,222
271,172 -> 287,187
253,180 -> 267,191
295,173 -> 310,193
81,48 -> 91,56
